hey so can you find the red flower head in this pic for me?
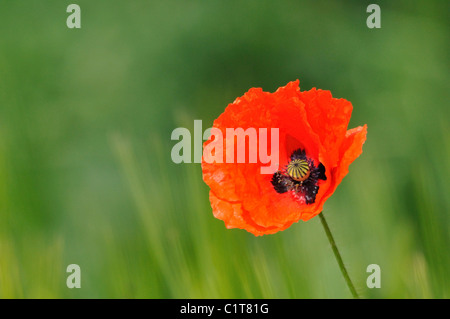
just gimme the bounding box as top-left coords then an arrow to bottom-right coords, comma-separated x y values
202,80 -> 367,236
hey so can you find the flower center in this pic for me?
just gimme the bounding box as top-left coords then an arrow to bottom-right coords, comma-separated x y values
287,159 -> 310,182
271,149 -> 327,205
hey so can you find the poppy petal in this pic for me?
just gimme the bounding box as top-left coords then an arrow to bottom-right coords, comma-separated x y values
299,88 -> 353,168
335,124 -> 368,186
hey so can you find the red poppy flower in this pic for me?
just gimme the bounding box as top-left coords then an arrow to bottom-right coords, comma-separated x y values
202,80 -> 367,236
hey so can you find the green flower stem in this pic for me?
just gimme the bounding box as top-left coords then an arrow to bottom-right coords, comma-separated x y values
319,211 -> 359,299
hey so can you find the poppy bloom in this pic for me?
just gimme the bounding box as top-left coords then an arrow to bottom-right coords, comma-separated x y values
202,80 -> 367,236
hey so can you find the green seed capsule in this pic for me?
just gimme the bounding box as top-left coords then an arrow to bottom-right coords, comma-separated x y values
287,159 -> 310,182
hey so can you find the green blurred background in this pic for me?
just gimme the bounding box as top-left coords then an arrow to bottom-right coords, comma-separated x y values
0,0 -> 448,298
